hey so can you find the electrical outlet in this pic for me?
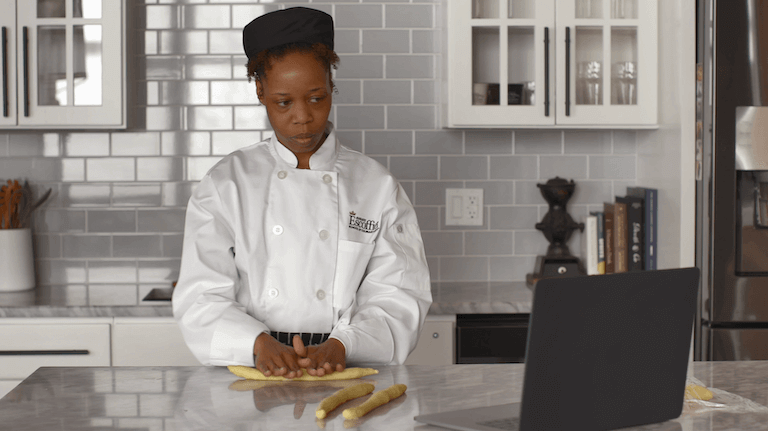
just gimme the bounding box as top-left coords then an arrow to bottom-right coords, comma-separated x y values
445,188 -> 484,226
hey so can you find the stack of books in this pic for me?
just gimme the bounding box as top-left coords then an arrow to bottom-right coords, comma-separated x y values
582,187 -> 658,275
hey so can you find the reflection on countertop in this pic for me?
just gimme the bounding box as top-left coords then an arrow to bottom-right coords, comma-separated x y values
3,362 -> 768,430
0,282 -> 534,318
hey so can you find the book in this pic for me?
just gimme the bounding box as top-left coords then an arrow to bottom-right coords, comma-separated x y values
626,187 -> 658,270
590,211 -> 606,274
613,201 -> 628,273
583,214 -> 599,275
604,203 -> 615,274
616,195 -> 645,272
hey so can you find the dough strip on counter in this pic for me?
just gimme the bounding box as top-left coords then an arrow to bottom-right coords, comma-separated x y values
342,383 -> 407,419
227,365 -> 378,381
316,382 -> 376,419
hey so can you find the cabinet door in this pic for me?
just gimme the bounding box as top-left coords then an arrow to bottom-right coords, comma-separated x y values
0,0 -> 16,127
448,0 -> 556,127
404,319 -> 455,365
555,0 -> 657,125
15,0 -> 123,128
112,320 -> 201,367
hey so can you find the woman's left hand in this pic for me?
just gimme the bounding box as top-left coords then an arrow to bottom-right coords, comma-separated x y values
292,335 -> 346,377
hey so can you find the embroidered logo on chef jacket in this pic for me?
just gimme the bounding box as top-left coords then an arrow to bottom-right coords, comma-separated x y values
348,211 -> 380,234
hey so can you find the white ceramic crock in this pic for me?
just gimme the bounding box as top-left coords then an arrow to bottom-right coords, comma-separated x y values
0,228 -> 36,292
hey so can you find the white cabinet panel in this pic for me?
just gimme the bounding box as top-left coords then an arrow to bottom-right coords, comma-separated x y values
0,0 -> 125,129
112,318 -> 200,367
445,0 -> 657,128
405,316 -> 455,365
0,323 -> 111,379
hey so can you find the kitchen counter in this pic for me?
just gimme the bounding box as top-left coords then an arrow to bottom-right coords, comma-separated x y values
2,361 -> 768,430
0,282 -> 533,318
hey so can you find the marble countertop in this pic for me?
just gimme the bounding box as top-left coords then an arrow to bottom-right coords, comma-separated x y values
3,361 -> 768,430
0,282 -> 534,318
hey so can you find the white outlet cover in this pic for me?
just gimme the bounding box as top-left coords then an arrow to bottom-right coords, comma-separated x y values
445,188 -> 484,226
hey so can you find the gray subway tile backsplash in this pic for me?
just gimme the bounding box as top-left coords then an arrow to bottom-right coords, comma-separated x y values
362,29 -> 410,54
10,2 -> 640,296
385,4 -> 434,28
363,80 -> 411,104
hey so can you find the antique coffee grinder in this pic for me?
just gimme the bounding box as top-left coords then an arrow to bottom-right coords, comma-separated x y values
526,177 -> 586,286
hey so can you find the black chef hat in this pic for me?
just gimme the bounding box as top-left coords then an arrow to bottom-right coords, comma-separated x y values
243,7 -> 335,60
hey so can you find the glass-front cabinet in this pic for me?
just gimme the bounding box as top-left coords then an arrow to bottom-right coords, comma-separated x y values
0,0 -> 125,129
446,0 -> 657,128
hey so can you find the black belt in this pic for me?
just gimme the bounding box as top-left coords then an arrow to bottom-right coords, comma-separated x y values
270,331 -> 330,347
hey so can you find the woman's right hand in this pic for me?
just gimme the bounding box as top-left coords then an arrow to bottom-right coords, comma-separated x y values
253,332 -> 303,379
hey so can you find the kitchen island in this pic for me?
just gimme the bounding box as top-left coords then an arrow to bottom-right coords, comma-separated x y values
2,361 -> 768,430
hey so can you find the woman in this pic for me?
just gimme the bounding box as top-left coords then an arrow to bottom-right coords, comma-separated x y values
172,7 -> 432,379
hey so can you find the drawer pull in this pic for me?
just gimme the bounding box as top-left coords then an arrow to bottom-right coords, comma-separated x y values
0,350 -> 90,356
432,332 -> 439,339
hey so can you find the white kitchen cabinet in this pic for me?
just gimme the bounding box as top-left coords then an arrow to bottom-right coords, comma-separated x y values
404,315 -> 456,365
0,0 -> 125,129
112,317 -> 201,367
445,0 -> 657,128
0,318 -> 112,398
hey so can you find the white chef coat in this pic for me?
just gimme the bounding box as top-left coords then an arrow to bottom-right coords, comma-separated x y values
172,122 -> 432,367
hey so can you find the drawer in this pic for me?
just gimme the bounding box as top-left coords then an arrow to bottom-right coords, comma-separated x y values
112,319 -> 200,366
404,318 -> 455,365
0,324 -> 111,379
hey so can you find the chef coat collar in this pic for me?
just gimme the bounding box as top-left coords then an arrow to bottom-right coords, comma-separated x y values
271,122 -> 338,171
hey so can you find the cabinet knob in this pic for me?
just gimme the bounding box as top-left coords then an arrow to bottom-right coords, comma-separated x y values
432,332 -> 439,339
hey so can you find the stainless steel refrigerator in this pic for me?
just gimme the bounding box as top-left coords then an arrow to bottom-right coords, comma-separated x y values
696,0 -> 768,360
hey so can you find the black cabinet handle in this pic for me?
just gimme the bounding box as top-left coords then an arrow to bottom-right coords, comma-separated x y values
2,27 -> 7,118
565,26 -> 571,116
22,26 -> 29,117
0,350 -> 90,356
544,26 -> 550,117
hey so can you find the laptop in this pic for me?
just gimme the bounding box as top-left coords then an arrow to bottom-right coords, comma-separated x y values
414,267 -> 700,431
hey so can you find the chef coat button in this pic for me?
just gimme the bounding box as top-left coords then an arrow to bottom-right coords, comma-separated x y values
277,171 -> 287,179
319,230 -> 329,240
268,288 -> 279,298
397,224 -> 404,233
322,174 -> 332,184
272,225 -> 283,235
316,290 -> 326,300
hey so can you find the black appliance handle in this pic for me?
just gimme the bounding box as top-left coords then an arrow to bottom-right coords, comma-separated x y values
565,26 -> 571,116
754,179 -> 768,229
22,26 -> 29,117
1,27 -> 7,117
544,26 -> 550,117
0,350 -> 90,356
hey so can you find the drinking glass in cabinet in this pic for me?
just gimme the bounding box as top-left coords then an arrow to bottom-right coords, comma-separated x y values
577,61 -> 602,105
473,0 -> 499,19
575,0 -> 604,19
611,0 -> 637,19
507,0 -> 534,19
612,61 -> 637,105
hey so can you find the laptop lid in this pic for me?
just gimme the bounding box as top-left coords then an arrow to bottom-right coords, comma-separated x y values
413,267 -> 700,431
519,267 -> 700,431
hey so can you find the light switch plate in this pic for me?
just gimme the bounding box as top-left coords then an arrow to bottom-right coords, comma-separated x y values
445,188 -> 483,226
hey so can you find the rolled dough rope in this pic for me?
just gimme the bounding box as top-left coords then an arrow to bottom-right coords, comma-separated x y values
684,384 -> 714,401
316,382 -> 375,419
227,365 -> 378,382
342,383 -> 407,420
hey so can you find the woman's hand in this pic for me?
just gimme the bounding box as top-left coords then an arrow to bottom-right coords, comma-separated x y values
253,332 -> 303,379
293,335 -> 346,377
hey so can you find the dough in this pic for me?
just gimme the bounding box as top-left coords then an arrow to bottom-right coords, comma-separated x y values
227,365 -> 378,381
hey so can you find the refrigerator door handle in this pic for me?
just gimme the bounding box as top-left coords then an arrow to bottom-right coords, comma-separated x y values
753,179 -> 768,229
